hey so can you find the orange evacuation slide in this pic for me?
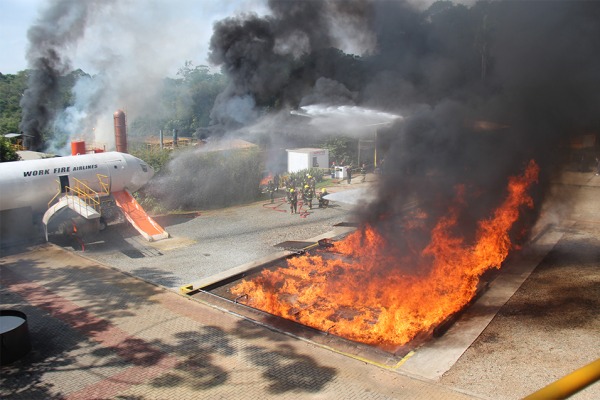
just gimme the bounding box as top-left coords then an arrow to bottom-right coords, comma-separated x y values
112,190 -> 169,242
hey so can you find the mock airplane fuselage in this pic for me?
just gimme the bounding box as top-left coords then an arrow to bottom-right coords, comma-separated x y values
0,152 -> 154,213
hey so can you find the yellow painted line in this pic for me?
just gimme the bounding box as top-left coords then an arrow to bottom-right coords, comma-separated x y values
394,350 -> 416,368
312,343 -> 416,371
179,284 -> 194,294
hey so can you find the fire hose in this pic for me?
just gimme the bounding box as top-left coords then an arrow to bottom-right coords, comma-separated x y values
297,200 -> 310,218
263,196 -> 311,217
262,197 -> 288,213
262,196 -> 315,218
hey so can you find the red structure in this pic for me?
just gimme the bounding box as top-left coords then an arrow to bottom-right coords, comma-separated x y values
71,140 -> 86,156
113,109 -> 128,153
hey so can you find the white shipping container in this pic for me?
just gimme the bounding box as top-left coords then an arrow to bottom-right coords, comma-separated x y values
286,148 -> 329,173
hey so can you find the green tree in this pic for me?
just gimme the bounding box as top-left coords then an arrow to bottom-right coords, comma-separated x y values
129,62 -> 227,138
0,136 -> 20,162
322,136 -> 357,166
129,144 -> 172,173
0,69 -> 91,149
0,71 -> 28,135
179,62 -> 227,130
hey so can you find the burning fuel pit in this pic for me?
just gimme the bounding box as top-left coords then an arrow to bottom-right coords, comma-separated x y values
188,233 -> 495,366
186,161 -> 539,366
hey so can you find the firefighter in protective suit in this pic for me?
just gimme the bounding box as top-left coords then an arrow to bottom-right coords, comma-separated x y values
287,188 -> 298,214
302,184 -> 314,209
267,180 -> 276,203
318,187 -> 329,208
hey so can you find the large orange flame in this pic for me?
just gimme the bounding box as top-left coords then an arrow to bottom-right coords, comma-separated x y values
231,160 -> 539,347
260,174 -> 273,186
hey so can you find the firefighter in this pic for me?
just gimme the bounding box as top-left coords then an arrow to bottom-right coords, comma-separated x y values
318,187 -> 329,208
303,184 -> 313,209
267,180 -> 275,203
303,174 -> 310,189
308,175 -> 316,192
287,188 -> 298,214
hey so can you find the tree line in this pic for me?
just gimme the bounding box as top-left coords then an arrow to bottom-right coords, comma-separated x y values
0,63 -> 228,141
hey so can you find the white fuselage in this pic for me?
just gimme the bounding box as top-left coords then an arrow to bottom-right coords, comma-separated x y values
0,152 -> 154,213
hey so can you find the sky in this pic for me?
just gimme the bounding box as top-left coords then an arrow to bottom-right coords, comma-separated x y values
0,0 -> 270,76
0,0 -> 39,74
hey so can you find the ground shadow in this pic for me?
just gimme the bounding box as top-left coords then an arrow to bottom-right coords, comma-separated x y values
0,288 -> 72,399
244,343 -> 337,394
130,267 -> 181,288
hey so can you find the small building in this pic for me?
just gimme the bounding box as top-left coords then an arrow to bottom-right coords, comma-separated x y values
286,148 -> 329,173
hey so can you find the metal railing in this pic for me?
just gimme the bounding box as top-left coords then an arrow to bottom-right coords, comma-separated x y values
97,174 -> 110,194
48,174 -> 111,212
66,178 -> 101,213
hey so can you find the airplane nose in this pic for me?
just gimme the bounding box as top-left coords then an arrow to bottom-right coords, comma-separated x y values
136,161 -> 154,185
125,156 -> 155,192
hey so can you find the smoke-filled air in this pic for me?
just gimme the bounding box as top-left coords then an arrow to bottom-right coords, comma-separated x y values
203,0 -> 600,346
206,0 -> 600,230
19,0 -> 240,153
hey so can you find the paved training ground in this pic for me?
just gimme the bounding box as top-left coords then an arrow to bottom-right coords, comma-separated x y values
1,173 -> 599,399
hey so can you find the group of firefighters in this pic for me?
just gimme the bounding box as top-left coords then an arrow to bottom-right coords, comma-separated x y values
266,174 -> 329,214
266,161 -> 371,214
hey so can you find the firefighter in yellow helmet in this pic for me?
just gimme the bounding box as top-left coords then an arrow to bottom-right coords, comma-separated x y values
287,187 -> 298,214
302,184 -> 314,209
318,187 -> 329,208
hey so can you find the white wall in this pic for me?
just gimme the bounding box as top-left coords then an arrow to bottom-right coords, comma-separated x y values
287,149 -> 329,173
287,151 -> 309,173
312,149 -> 329,169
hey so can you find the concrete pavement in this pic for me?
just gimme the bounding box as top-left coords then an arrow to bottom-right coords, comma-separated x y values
1,244 -> 477,399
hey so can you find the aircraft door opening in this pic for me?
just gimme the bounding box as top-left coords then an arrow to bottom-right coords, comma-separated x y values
59,175 -> 69,193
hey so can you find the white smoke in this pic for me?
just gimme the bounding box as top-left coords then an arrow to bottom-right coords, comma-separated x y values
36,0 -> 270,153
405,0 -> 477,10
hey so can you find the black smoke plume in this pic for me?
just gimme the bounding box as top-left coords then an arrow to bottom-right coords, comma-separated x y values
208,0 -> 371,127
360,1 -> 600,246
19,0 -> 108,151
208,0 -> 600,256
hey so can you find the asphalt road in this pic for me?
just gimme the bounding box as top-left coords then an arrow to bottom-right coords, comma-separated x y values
75,181 -> 360,290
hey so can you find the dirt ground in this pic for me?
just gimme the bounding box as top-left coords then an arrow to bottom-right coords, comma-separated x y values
440,179 -> 600,399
